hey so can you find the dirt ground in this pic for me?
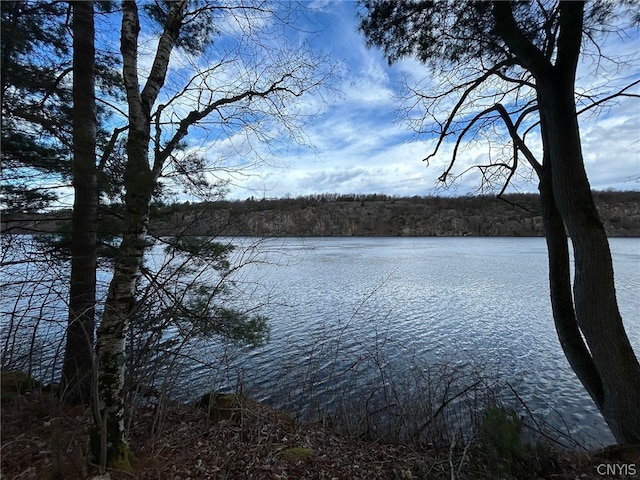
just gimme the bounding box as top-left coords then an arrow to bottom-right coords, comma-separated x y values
2,375 -> 638,479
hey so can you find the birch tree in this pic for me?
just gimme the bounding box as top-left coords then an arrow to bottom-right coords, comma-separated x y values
91,0 -> 332,468
360,0 -> 640,443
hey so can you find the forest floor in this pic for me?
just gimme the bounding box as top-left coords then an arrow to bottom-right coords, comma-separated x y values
2,374 -> 639,480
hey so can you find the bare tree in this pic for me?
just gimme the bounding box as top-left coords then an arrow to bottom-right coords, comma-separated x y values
91,0 -> 333,468
360,0 -> 640,443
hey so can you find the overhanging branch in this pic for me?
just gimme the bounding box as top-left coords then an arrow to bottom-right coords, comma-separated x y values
439,102 -> 542,194
423,59 -> 516,164
152,72 -> 309,176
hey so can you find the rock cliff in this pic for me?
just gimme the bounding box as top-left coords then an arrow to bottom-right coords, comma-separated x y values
151,191 -> 640,237
3,192 -> 639,237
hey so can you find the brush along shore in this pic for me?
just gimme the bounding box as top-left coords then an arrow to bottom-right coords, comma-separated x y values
2,371 -> 638,479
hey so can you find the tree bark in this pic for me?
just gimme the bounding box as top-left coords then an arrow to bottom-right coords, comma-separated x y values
91,0 -> 324,464
537,74 -> 640,444
62,0 -> 97,406
91,0 -> 186,468
538,163 -> 604,408
493,1 -> 640,443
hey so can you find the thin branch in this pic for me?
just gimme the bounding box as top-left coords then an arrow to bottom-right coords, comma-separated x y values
577,78 -> 640,115
442,103 -> 542,187
96,97 -> 129,119
153,71 -> 310,175
97,125 -> 127,174
424,59 -> 516,164
521,78 -> 640,139
37,66 -> 73,108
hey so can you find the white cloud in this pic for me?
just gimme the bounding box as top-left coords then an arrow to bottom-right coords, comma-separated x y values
580,96 -> 640,190
162,2 -> 640,200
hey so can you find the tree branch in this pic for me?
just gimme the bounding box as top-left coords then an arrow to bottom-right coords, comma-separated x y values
424,59 -> 516,164
120,0 -> 144,134
555,1 -> 585,76
439,102 -> 542,195
153,72 -> 309,175
491,2 -> 551,77
97,125 -> 128,174
140,0 -> 187,111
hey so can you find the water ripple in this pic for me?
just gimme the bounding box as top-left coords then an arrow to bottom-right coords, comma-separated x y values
181,237 -> 637,448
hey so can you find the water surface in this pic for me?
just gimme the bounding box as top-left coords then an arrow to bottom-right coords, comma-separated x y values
186,237 -> 639,447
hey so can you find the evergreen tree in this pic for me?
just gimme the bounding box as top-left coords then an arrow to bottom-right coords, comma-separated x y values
1,1 -> 72,213
61,0 -> 98,406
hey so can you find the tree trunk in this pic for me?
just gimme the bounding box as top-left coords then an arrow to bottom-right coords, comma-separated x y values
492,0 -> 640,445
537,74 -> 640,444
538,162 -> 604,407
90,102 -> 156,468
62,0 -> 97,406
90,0 -> 186,468
91,216 -> 151,470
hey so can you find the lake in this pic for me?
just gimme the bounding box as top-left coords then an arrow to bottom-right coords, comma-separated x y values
174,236 -> 640,448
2,236 -> 639,447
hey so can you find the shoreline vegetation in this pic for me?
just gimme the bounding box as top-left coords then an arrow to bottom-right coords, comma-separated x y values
2,370 -> 639,480
2,190 -> 640,237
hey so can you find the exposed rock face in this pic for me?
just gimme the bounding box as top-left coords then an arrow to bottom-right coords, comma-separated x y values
3,192 -> 640,237
152,192 -> 640,237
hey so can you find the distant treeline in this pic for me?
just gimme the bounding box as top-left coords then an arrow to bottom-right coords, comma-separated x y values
154,190 -> 640,237
3,191 -> 640,237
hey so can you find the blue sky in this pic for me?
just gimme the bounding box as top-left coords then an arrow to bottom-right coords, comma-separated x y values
100,1 -> 640,202
212,1 -> 640,200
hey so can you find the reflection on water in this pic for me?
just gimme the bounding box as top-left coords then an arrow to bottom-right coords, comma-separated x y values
182,237 -> 639,448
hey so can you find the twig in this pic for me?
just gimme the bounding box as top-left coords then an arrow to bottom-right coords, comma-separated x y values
448,438 -> 456,480
457,435 -> 473,478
